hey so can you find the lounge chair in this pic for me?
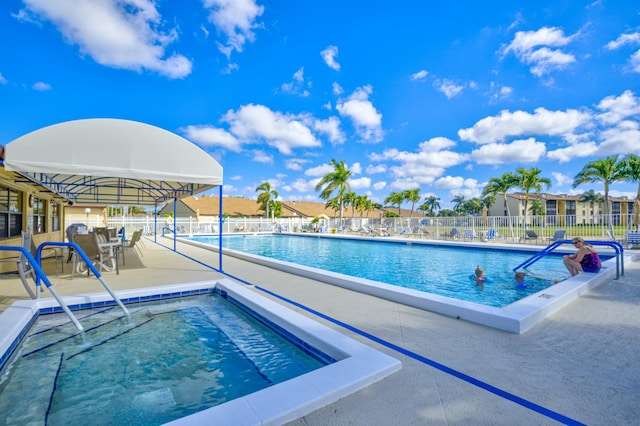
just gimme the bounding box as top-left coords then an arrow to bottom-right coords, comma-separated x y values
444,228 -> 460,239
547,229 -> 566,242
463,229 -> 478,240
483,228 -> 498,241
521,230 -> 539,243
626,230 -> 640,248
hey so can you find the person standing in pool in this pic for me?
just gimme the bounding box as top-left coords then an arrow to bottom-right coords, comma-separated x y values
514,271 -> 532,288
563,237 -> 601,276
474,265 -> 486,286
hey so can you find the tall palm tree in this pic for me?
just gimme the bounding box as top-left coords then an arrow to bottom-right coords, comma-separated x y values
421,195 -> 441,216
573,156 -> 626,233
482,172 -> 518,217
515,167 -> 551,230
343,191 -> 358,220
622,154 -> 640,200
315,159 -> 352,225
384,191 -> 404,216
403,188 -> 421,219
451,195 -> 466,214
324,197 -> 341,218
255,182 -> 278,219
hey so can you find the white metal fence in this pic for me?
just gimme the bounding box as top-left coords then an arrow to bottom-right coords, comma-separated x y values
67,213 -> 638,243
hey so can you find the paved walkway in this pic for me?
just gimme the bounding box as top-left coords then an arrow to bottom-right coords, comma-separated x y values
1,238 -> 638,425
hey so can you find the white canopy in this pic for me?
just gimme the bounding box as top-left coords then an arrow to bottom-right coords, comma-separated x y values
3,118 -> 223,205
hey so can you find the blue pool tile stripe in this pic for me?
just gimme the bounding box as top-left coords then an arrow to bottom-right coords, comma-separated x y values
45,353 -> 64,424
254,285 -> 586,426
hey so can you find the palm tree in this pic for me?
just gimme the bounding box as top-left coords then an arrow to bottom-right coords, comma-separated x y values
451,195 -> 466,214
343,191 -> 358,220
384,191 -> 404,216
573,156 -> 626,233
315,159 -> 352,225
515,167 -> 551,230
325,197 -> 341,218
403,188 -> 421,219
255,182 -> 278,219
482,172 -> 518,217
622,154 -> 640,200
421,195 -> 441,216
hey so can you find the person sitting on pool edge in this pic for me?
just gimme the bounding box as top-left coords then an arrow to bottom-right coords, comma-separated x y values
563,237 -> 601,276
474,265 -> 486,286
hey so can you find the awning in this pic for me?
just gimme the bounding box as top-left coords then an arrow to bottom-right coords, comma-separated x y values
3,118 -> 223,205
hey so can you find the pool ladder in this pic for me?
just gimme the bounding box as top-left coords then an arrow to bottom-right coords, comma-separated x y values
0,242 -> 130,332
512,239 -> 625,279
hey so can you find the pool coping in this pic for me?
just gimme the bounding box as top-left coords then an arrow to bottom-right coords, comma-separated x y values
0,279 -> 401,425
179,235 -> 636,333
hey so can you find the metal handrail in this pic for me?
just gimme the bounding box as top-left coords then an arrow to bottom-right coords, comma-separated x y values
0,246 -> 84,331
513,240 -> 624,279
36,242 -> 130,317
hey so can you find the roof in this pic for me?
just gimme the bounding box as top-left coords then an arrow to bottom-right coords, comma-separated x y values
3,118 -> 223,205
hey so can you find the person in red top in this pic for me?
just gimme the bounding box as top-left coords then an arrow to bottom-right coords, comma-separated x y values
563,237 -> 601,276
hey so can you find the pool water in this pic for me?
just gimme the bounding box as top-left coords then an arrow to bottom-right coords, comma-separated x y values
190,234 -> 575,308
0,293 -> 328,425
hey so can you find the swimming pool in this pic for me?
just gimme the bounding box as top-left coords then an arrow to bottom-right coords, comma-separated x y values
0,280 -> 401,425
187,234 -> 569,308
181,234 -> 622,333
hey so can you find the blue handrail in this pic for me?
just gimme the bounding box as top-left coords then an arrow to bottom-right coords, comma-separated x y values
513,240 -> 624,279
0,245 -> 84,331
36,242 -> 130,317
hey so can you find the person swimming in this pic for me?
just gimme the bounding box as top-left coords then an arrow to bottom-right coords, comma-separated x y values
474,265 -> 486,286
514,271 -> 530,289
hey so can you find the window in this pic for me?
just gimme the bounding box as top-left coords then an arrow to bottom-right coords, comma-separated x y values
0,187 -> 22,238
51,201 -> 60,232
32,196 -> 46,234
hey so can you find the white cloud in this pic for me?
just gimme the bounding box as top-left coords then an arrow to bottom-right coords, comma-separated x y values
284,158 -> 310,171
285,178 -> 319,193
0,73 -> 6,84
373,181 -> 387,191
472,138 -> 547,165
596,90 -> 640,125
280,67 -> 310,97
434,79 -> 464,98
32,81 -> 51,91
222,104 -> 322,154
551,172 -> 573,187
336,85 -> 384,143
332,82 -> 343,95
182,125 -> 242,152
605,32 -> 640,50
598,120 -> 640,154
204,0 -> 264,59
433,176 -> 465,189
366,164 -> 386,174
17,0 -> 192,78
501,26 -> 577,76
488,82 -> 513,102
547,142 -> 599,162
411,70 -> 428,80
251,150 -> 273,163
350,162 -> 362,175
312,116 -> 345,144
458,107 -> 591,144
350,177 -> 371,190
305,163 -> 334,177
320,45 -> 340,70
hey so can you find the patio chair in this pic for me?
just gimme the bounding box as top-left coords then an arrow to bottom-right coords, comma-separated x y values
521,230 -> 539,243
119,229 -> 143,264
547,229 -> 566,243
445,228 -> 460,239
483,228 -> 498,241
626,230 -> 640,248
72,232 -> 118,277
463,229 -> 478,240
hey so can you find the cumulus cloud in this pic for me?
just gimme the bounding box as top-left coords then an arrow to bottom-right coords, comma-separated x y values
596,90 -> 640,125
332,82 -> 343,95
222,104 -> 322,154
501,26 -> 577,76
551,171 -> 573,187
320,45 -> 340,70
472,138 -> 547,164
311,116 -> 345,144
547,142 -> 599,162
598,120 -> 640,154
284,158 -> 310,171
605,32 -> 640,50
350,176 -> 371,190
411,70 -> 428,80
251,150 -> 273,163
305,163 -> 334,177
366,164 -> 386,174
434,79 -> 464,98
32,81 -> 51,91
373,181 -> 387,191
280,67 -> 310,97
336,85 -> 384,143
458,107 -> 591,144
16,0 -> 192,78
204,0 -> 264,59
182,125 -> 242,152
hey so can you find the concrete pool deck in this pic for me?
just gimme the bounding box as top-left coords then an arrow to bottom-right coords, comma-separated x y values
1,237 -> 639,425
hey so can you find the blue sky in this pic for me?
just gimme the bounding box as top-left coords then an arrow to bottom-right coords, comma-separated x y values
1,0 -> 639,210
